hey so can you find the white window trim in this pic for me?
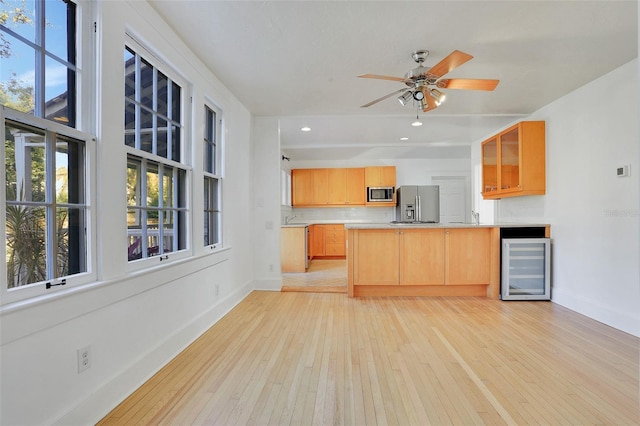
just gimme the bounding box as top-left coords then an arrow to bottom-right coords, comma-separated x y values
1,106 -> 97,306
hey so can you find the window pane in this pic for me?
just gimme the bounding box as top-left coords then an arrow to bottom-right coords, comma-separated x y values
140,106 -> 153,153
46,0 -> 74,62
4,123 -> 46,202
146,163 -> 159,207
127,231 -> 142,261
6,205 -> 47,288
157,71 -> 168,117
55,136 -> 84,204
146,213 -> 159,256
56,206 -> 86,277
139,58 -> 153,109
171,123 -> 180,162
157,117 -> 167,158
171,81 -> 180,120
124,48 -> 136,100
162,167 -> 173,208
126,158 -> 141,207
124,100 -> 136,147
45,55 -> 74,125
0,33 -> 36,114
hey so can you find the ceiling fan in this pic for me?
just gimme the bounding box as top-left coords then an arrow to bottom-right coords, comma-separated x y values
358,50 -> 499,112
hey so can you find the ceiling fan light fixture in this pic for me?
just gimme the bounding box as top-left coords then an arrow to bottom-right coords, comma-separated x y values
412,90 -> 425,101
398,90 -> 413,106
429,88 -> 446,105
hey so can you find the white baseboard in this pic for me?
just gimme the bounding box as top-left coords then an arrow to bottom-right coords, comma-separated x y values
54,279 -> 254,425
253,277 -> 283,291
552,288 -> 640,337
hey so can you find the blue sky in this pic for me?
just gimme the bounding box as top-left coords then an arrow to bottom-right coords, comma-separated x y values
1,0 -> 71,101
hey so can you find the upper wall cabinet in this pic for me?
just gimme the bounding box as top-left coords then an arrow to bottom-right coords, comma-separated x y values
292,167 -> 365,207
481,121 -> 545,200
364,166 -> 397,206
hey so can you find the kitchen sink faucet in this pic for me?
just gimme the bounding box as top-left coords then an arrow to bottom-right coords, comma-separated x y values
471,210 -> 480,225
284,215 -> 296,224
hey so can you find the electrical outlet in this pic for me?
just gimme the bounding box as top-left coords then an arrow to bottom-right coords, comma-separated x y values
77,346 -> 91,373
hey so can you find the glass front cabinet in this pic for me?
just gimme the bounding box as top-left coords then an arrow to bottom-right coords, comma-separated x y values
481,121 -> 546,199
501,238 -> 551,300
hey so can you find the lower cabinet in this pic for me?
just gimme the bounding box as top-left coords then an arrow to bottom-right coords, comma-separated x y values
446,228 -> 491,285
310,224 -> 346,258
352,227 -> 494,287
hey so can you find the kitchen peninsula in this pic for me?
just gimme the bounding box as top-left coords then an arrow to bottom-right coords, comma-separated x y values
345,223 -> 550,299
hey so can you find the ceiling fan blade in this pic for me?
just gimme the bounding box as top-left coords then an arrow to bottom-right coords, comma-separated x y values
420,87 -> 438,112
360,88 -> 409,108
427,50 -> 474,78
437,78 -> 500,91
357,73 -> 408,83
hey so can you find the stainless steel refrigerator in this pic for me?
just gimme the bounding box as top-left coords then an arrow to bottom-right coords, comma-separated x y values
395,185 -> 440,223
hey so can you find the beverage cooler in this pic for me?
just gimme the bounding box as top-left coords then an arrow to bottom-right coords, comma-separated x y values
501,238 -> 551,300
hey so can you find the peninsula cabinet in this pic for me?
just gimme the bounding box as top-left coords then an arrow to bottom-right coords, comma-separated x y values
349,227 -> 500,297
481,121 -> 545,200
445,228 -> 491,285
292,168 -> 365,207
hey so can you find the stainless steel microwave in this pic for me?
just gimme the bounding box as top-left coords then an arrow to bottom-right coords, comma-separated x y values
367,186 -> 394,202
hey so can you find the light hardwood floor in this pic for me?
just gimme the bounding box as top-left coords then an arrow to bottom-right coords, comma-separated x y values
281,259 -> 347,293
98,292 -> 640,425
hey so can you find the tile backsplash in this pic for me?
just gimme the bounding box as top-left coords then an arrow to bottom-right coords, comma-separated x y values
282,206 -> 395,224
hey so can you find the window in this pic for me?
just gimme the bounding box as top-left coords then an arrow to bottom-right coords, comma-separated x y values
203,105 -> 221,248
2,106 -> 93,296
124,44 -> 188,262
0,0 -> 77,126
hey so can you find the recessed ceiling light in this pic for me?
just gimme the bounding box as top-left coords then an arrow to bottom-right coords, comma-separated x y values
411,120 -> 422,127
301,126 -> 311,132
400,137 -> 409,141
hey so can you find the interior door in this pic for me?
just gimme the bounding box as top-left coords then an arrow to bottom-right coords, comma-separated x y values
432,176 -> 468,223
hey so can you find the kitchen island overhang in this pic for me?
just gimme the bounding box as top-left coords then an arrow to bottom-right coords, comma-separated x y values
345,223 -> 550,298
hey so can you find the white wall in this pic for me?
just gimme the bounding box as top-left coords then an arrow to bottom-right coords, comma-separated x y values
0,1 -> 255,424
474,60 -> 639,337
253,117 -> 285,289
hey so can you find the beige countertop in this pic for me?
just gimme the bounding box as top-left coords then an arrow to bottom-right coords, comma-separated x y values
344,222 -> 550,229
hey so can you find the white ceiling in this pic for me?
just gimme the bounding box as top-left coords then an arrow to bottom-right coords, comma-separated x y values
149,1 -> 638,161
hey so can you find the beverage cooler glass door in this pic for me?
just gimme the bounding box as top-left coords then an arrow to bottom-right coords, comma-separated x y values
501,238 -> 551,300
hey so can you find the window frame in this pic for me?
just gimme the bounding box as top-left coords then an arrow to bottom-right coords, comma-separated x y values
203,102 -> 223,250
124,37 -> 191,269
1,106 -> 97,305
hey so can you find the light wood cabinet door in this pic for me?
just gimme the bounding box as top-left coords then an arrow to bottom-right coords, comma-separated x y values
400,229 -> 445,285
292,169 -> 313,206
345,168 -> 365,205
353,229 -> 399,285
311,169 -> 329,205
364,166 -> 396,187
324,224 -> 346,256
445,228 -> 491,285
310,225 -> 325,257
327,168 -> 347,205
